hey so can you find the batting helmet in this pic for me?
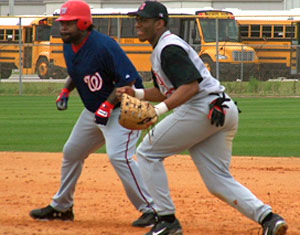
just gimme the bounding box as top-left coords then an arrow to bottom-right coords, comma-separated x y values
56,0 -> 92,31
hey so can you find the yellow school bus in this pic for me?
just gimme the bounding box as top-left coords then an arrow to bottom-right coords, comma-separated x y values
233,9 -> 300,79
0,16 -> 58,79
50,8 -> 258,81
192,9 -> 258,80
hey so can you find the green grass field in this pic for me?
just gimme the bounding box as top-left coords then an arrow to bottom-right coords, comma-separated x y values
0,81 -> 300,157
232,97 -> 300,157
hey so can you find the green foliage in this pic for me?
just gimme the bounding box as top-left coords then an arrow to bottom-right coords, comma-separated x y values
2,80 -> 300,97
222,80 -> 300,97
247,76 -> 259,93
0,82 -> 80,96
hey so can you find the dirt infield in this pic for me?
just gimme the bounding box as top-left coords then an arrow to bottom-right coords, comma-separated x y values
0,152 -> 299,235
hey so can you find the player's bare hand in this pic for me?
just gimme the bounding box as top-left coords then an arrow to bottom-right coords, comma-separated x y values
116,86 -> 134,100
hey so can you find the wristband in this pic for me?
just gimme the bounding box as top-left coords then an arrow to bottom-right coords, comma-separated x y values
95,101 -> 114,118
154,102 -> 169,116
133,88 -> 145,100
99,101 -> 114,114
56,88 -> 69,103
61,88 -> 69,96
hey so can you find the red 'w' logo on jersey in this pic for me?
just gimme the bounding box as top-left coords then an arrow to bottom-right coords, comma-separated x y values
84,72 -> 103,92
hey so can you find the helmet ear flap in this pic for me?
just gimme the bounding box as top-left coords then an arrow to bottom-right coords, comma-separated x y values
77,19 -> 89,31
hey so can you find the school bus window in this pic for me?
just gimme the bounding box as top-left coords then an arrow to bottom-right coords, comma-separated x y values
240,25 -> 249,38
24,28 -> 33,43
262,25 -> 271,38
15,29 -> 19,41
250,25 -> 260,37
200,19 -> 239,42
285,26 -> 294,38
35,24 -> 51,41
274,25 -> 283,38
178,19 -> 187,40
7,29 -> 13,41
120,18 -> 135,37
199,20 -> 216,42
297,25 -> 300,44
93,18 -> 109,34
192,21 -> 200,44
7,34 -> 13,41
168,18 -> 181,36
224,19 -> 239,41
51,20 -> 61,38
0,29 -> 4,41
181,19 -> 192,42
108,18 -> 117,37
178,19 -> 196,44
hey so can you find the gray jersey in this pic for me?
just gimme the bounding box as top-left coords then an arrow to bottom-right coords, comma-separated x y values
151,30 -> 225,99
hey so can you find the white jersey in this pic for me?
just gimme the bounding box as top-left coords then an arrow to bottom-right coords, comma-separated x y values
151,30 -> 225,99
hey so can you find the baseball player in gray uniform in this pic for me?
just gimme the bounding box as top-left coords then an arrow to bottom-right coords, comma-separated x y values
29,0 -> 157,227
116,1 -> 288,235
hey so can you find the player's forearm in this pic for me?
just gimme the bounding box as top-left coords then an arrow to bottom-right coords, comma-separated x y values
63,76 -> 75,92
144,87 -> 166,102
109,80 -> 136,105
107,88 -> 121,106
163,81 -> 198,110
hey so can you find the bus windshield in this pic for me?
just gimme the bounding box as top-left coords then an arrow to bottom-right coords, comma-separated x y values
35,24 -> 51,41
50,20 -> 60,38
200,18 -> 239,42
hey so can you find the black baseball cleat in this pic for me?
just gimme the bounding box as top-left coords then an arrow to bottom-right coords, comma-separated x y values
261,213 -> 288,235
132,212 -> 157,227
29,205 -> 74,221
145,218 -> 182,235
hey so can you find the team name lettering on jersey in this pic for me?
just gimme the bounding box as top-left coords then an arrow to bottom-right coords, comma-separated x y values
153,70 -> 175,96
84,72 -> 103,92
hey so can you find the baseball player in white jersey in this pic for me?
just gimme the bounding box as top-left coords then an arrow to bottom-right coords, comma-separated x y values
29,0 -> 157,227
116,1 -> 288,235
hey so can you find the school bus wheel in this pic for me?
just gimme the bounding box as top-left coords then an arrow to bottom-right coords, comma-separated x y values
37,57 -> 50,79
0,68 -> 12,79
201,55 -> 216,77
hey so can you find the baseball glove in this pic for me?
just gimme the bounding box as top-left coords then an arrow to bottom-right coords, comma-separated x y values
119,93 -> 158,130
